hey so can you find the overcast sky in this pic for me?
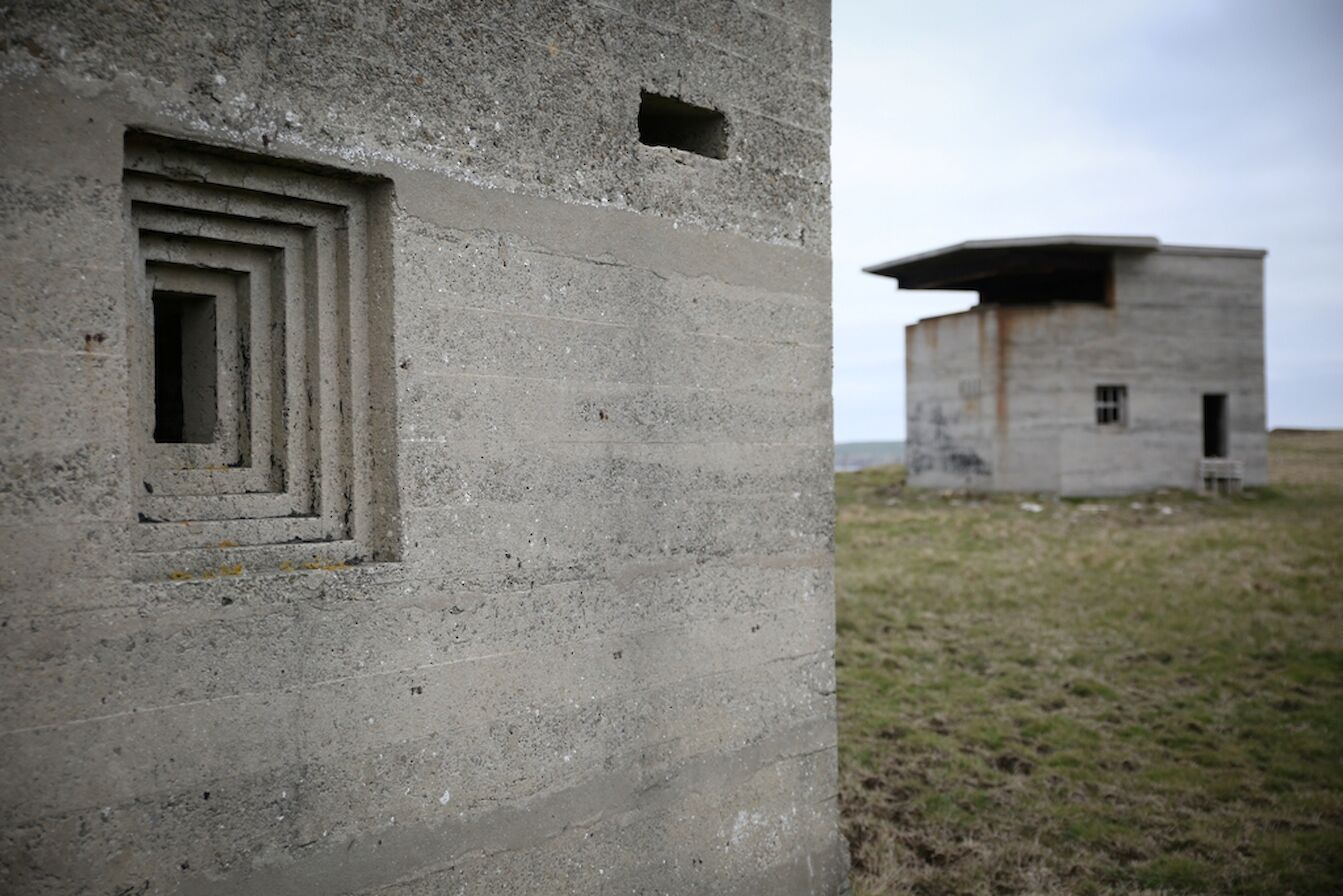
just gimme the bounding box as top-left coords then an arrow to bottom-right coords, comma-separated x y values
832,0 -> 1343,442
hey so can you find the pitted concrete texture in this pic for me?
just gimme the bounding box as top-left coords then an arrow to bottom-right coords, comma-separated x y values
1,0 -> 830,249
0,2 -> 843,894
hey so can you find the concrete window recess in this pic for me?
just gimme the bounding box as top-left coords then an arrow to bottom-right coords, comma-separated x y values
125,133 -> 400,577
637,90 -> 728,159
1,5 -> 844,893
1096,384 -> 1127,426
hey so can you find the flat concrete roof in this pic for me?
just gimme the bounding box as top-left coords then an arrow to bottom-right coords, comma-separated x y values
864,235 -> 1266,291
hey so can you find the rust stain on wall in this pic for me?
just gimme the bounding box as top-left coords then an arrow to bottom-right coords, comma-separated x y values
995,306 -> 1013,436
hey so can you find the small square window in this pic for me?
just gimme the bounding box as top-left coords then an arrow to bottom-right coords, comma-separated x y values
1096,385 -> 1127,426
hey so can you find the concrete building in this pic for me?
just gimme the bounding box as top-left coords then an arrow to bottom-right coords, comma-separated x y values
0,3 -> 846,894
865,236 -> 1268,496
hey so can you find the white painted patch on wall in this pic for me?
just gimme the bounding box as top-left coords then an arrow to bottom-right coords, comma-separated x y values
730,809 -> 766,844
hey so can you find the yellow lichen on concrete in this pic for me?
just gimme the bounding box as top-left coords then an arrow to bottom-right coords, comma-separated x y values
301,558 -> 351,571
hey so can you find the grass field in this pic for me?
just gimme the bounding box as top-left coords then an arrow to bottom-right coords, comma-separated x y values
836,431 -> 1343,895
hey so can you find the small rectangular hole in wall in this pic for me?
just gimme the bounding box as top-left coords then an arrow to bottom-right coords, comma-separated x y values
638,91 -> 727,159
153,290 -> 217,443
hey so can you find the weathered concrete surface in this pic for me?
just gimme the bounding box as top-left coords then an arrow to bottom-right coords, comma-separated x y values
899,244 -> 1267,495
0,2 -> 843,894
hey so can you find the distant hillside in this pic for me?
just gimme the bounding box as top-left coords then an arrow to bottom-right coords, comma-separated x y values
835,441 -> 905,472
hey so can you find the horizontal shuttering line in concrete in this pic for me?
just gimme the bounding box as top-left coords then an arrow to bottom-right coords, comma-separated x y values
2,559 -> 831,724
10,714 -> 838,896
2,593 -> 834,815
394,219 -> 828,345
397,376 -> 831,445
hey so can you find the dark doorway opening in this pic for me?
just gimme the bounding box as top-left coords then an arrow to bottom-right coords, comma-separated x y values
153,290 -> 217,443
1202,394 -> 1227,458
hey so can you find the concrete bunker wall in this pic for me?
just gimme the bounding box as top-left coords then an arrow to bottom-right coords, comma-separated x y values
0,2 -> 844,894
1057,250 -> 1268,495
904,310 -> 994,490
904,304 -> 1064,493
986,304 -> 1065,493
904,248 -> 1267,497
